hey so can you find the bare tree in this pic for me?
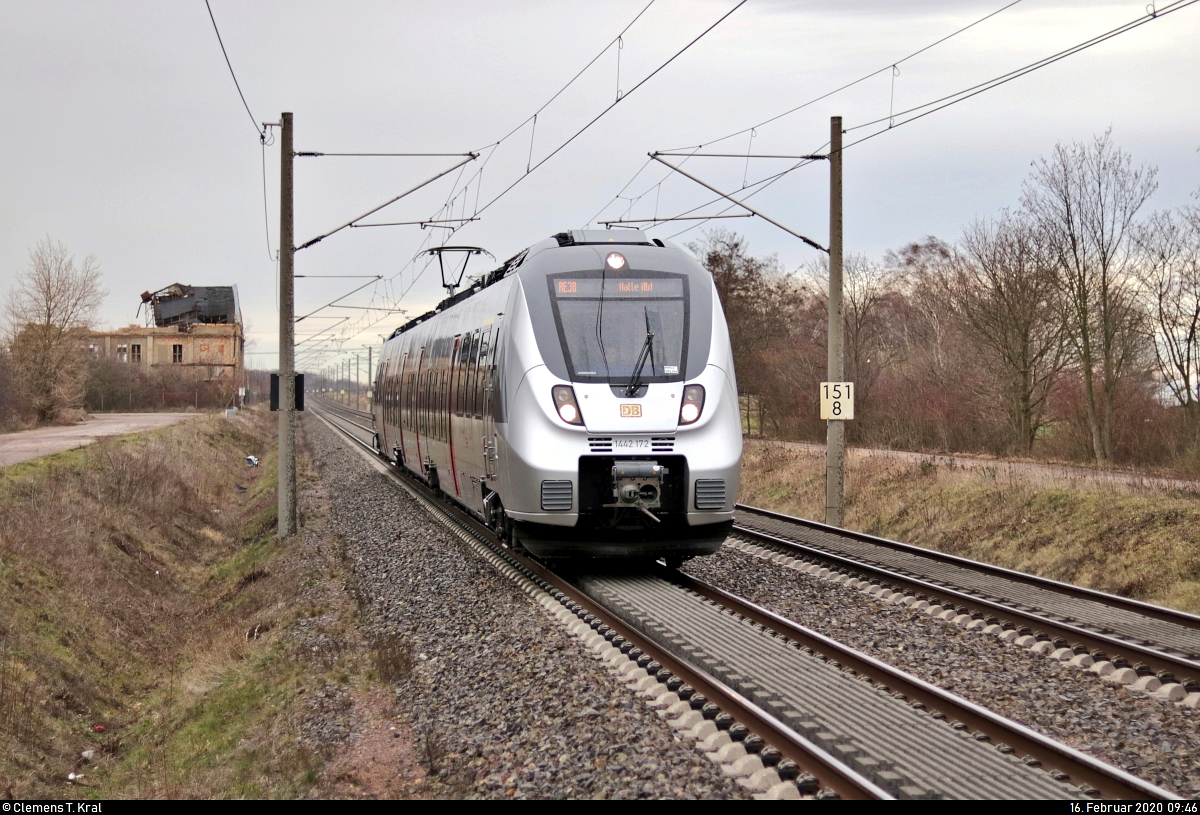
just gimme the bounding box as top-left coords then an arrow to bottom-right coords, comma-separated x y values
4,237 -> 106,422
883,237 -> 985,451
689,229 -> 802,421
1134,205 -> 1200,431
1021,130 -> 1157,463
951,212 -> 1066,452
804,252 -> 905,415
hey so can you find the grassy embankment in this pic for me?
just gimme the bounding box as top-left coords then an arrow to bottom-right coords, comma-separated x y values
0,410 -> 364,798
738,443 -> 1200,615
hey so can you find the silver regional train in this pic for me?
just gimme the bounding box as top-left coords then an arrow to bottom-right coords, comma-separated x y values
371,230 -> 742,563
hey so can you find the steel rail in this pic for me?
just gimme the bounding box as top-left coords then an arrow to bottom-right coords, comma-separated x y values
307,400 -> 1177,800
731,505 -> 1200,685
738,503 -> 1200,630
669,568 -> 1176,801
309,397 -> 374,433
307,400 -> 885,799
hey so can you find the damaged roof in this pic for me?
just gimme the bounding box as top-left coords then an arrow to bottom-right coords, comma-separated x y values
141,284 -> 241,327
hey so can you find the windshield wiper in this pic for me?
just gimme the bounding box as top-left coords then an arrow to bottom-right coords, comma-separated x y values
624,331 -> 654,397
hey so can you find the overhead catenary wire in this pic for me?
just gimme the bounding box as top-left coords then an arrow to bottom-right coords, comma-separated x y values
295,154 -> 478,250
294,2 -> 744,364
657,0 -> 1026,154
203,0 -> 276,262
491,0 -> 659,147
588,0 -> 1026,231
612,0 -> 1197,246
650,154 -> 827,252
647,150 -> 826,241
260,140 -> 274,261
295,152 -> 478,157
472,0 -> 748,220
204,0 -> 261,139
844,0 -> 1199,138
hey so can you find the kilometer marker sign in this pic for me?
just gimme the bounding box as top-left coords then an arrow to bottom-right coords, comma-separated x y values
820,382 -> 854,421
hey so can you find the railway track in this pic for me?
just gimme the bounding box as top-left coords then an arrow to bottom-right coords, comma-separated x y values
307,397 -> 1175,800
731,505 -> 1200,695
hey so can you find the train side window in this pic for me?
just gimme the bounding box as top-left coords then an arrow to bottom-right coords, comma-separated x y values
443,368 -> 450,439
402,373 -> 409,429
409,371 -> 415,433
451,338 -> 458,417
466,330 -> 480,418
453,336 -> 465,416
450,337 -> 462,418
424,371 -> 431,437
490,328 -> 502,421
444,368 -> 451,437
475,329 -> 491,419
463,332 -> 476,416
439,369 -> 447,440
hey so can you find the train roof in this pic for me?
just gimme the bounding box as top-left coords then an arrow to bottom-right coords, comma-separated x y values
388,230 -> 685,339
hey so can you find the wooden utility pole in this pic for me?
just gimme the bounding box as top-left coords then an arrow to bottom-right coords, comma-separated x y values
825,116 -> 845,528
278,111 -> 297,539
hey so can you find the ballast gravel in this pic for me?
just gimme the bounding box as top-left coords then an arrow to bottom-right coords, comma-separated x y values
304,415 -> 748,800
683,547 -> 1200,798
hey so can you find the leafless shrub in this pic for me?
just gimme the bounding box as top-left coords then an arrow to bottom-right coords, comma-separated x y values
371,632 -> 414,683
0,655 -> 37,742
418,727 -> 446,775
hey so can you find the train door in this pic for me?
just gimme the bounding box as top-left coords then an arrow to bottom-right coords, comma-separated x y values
447,335 -> 462,498
413,346 -> 426,475
458,328 -> 484,514
396,350 -> 409,466
481,322 -> 500,482
377,357 -> 389,454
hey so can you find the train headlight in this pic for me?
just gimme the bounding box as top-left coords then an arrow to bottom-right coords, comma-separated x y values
605,252 -> 626,271
552,385 -> 584,425
679,384 -> 705,425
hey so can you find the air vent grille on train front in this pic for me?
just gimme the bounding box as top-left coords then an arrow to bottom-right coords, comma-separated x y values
694,479 -> 726,510
651,437 -> 675,452
588,437 -> 613,452
541,480 -> 573,511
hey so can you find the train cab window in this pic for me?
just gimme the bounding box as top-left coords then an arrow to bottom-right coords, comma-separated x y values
548,272 -> 689,384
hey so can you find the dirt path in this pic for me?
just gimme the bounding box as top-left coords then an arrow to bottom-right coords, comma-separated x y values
747,438 -> 1200,494
0,413 -> 201,468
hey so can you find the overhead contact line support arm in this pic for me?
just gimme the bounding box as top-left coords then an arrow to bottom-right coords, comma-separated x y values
649,153 -> 828,253
295,154 -> 478,251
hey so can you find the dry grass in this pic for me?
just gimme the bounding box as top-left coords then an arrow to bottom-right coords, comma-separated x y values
371,632 -> 414,684
739,443 -> 1200,614
0,408 -> 339,797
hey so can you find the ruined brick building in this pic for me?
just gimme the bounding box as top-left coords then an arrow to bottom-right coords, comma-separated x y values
87,283 -> 244,380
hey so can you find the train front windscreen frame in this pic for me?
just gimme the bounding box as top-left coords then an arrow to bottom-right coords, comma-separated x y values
546,269 -> 690,385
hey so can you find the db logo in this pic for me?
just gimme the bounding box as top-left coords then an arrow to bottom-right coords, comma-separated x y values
620,404 -> 642,417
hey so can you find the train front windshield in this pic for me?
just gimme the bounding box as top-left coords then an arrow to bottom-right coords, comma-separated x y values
548,272 -> 689,383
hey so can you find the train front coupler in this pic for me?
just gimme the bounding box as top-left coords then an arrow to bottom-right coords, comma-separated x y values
604,460 -> 667,523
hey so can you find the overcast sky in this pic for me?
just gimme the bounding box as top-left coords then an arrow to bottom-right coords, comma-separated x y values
3,1 -> 1197,372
